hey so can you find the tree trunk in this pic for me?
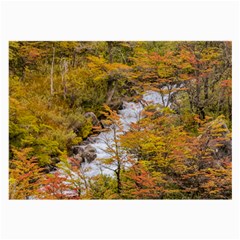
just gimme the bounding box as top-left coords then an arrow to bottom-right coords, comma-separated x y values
228,95 -> 232,121
107,41 -> 114,64
106,81 -> 117,105
195,78 -> 201,108
61,59 -> 68,99
116,165 -> 121,194
204,77 -> 209,100
50,47 -> 55,95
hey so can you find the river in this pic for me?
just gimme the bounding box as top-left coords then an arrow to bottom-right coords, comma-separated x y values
80,90 -> 166,177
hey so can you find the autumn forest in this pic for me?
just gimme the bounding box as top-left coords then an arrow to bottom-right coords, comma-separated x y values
9,41 -> 232,200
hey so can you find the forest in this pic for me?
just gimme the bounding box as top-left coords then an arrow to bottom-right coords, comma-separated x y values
9,41 -> 232,199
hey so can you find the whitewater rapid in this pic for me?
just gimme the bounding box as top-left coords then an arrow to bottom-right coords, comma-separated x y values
80,90 -> 165,177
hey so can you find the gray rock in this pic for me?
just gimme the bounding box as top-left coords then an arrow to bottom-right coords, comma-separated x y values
71,144 -> 97,163
71,146 -> 84,155
84,145 -> 96,153
74,154 -> 83,164
83,152 -> 97,163
82,145 -> 97,163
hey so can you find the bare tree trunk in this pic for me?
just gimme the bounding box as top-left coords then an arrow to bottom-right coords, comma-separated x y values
166,85 -> 172,107
116,165 -> 121,194
187,90 -> 193,112
107,41 -> 114,64
160,92 -> 165,107
228,95 -> 232,121
204,77 -> 209,100
106,81 -> 117,105
195,78 -> 201,107
50,47 -> 55,95
60,59 -> 68,99
113,125 -> 122,194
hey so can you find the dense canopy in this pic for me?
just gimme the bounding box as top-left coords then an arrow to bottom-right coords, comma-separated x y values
9,41 -> 232,199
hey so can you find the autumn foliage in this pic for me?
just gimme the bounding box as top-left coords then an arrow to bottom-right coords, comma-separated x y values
9,41 -> 231,199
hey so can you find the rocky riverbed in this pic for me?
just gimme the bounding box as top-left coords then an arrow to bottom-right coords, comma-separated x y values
71,90 -> 165,177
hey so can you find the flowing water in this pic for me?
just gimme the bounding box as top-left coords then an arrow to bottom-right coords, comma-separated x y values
80,90 -> 166,177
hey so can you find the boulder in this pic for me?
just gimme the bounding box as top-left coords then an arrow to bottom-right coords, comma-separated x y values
74,153 -> 84,164
84,145 -> 97,153
71,144 -> 97,163
82,145 -> 97,163
71,146 -> 84,155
